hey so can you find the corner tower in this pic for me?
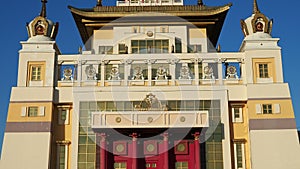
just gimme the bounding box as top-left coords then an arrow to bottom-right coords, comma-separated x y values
0,1 -> 60,168
238,1 -> 300,169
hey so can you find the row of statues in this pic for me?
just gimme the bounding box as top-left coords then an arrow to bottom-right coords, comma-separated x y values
61,64 -> 239,81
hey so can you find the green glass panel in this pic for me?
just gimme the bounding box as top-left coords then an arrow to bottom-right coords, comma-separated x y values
78,154 -> 87,162
78,145 -> 87,153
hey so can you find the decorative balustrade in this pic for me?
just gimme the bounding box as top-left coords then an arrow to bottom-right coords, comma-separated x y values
91,111 -> 209,129
57,55 -> 244,87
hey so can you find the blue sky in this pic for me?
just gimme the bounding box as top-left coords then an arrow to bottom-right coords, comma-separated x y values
0,0 -> 299,151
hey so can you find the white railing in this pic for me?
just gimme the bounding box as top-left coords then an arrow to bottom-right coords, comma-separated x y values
91,111 -> 209,128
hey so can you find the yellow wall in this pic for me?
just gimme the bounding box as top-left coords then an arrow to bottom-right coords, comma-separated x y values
189,28 -> 207,38
94,29 -> 113,40
230,104 -> 251,169
7,102 -> 53,122
27,61 -> 46,86
51,105 -> 73,169
252,58 -> 276,83
248,99 -> 295,119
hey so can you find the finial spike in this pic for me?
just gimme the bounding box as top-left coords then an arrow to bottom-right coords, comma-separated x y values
40,0 -> 47,17
198,0 -> 203,6
253,0 -> 260,14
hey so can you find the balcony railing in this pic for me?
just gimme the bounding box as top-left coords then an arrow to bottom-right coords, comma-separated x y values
91,111 -> 209,129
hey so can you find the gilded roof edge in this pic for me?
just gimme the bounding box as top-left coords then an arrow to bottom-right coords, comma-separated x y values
68,4 -> 232,17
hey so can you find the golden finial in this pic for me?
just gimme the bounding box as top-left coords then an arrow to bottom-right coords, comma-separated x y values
253,0 -> 260,14
198,0 -> 203,6
217,44 -> 221,52
40,0 -> 47,18
97,0 -> 102,6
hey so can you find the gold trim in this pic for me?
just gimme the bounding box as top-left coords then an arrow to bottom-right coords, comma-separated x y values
56,140 -> 71,145
69,4 -> 232,17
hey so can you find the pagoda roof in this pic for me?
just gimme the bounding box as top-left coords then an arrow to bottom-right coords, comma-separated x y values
69,3 -> 232,47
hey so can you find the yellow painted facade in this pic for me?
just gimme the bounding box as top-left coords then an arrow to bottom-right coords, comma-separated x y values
51,106 -> 73,169
7,102 -> 53,122
26,61 -> 46,86
189,28 -> 207,38
252,58 -> 276,83
94,29 -> 114,40
248,99 -> 295,119
230,104 -> 251,169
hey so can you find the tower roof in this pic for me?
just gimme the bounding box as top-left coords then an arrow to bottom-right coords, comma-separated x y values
26,0 -> 59,41
69,3 -> 232,47
240,0 -> 273,38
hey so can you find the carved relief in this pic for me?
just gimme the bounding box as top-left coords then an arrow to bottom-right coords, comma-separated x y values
203,66 -> 215,79
226,65 -> 239,79
155,66 -> 168,80
179,64 -> 191,80
134,93 -> 169,111
108,66 -> 121,80
132,67 -> 144,80
85,65 -> 97,80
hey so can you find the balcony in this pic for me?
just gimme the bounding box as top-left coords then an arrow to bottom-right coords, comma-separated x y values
91,111 -> 209,129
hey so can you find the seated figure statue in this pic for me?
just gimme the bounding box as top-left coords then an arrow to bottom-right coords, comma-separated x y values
226,65 -> 239,79
155,66 -> 168,80
108,66 -> 121,80
203,66 -> 215,79
132,67 -> 144,80
62,67 -> 73,81
179,65 -> 191,80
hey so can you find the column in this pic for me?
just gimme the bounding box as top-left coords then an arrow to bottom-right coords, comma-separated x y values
77,61 -> 82,86
162,133 -> 169,169
193,132 -> 201,169
100,61 -> 106,86
124,62 -> 128,86
238,58 -> 246,84
131,133 -> 138,169
217,59 -> 223,85
169,60 -> 176,85
146,60 -> 153,86
123,59 -> 132,86
193,58 -> 199,85
100,133 -> 106,169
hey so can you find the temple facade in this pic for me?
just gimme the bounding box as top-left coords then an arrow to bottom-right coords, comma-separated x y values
0,0 -> 299,169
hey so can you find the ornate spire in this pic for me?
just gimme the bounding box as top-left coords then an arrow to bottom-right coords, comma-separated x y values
198,0 -> 203,6
40,0 -> 47,18
97,0 -> 102,6
253,0 -> 260,14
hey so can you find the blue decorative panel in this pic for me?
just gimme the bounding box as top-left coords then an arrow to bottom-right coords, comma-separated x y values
222,62 -> 240,79
60,65 -> 77,81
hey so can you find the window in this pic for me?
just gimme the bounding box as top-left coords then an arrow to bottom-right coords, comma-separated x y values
58,145 -> 66,169
31,66 -> 41,81
232,107 -> 243,123
99,46 -> 113,54
58,106 -> 70,125
114,162 -> 126,169
175,38 -> 182,53
258,63 -> 269,78
28,107 -> 38,117
188,44 -> 202,53
175,162 -> 188,169
21,106 -> 45,117
234,143 -> 245,169
262,104 -> 272,114
27,62 -> 45,86
118,44 -> 127,54
131,40 -> 169,54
